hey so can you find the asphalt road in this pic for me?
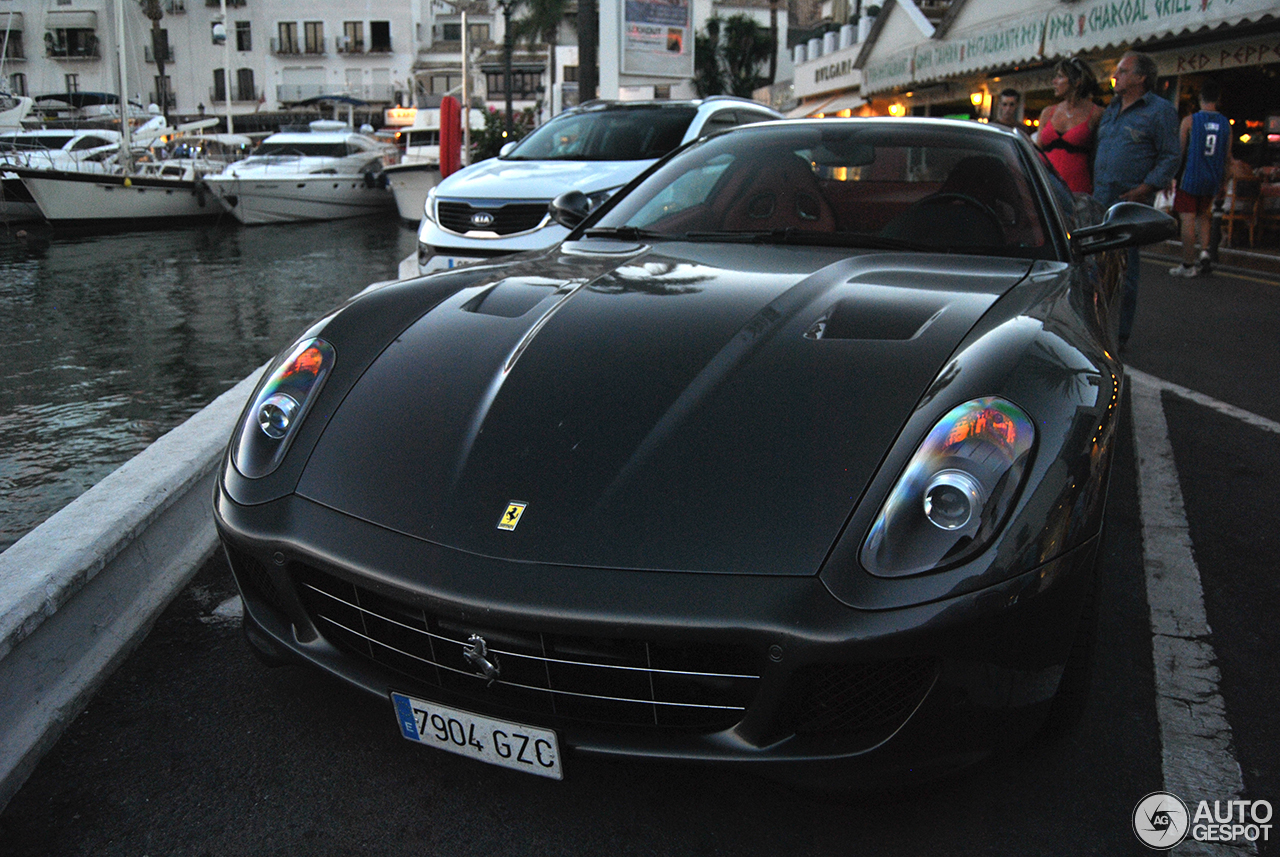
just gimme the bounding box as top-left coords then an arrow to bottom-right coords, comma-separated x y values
1,253 -> 1276,857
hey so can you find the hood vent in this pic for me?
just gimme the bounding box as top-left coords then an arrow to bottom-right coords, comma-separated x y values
462,278 -> 560,318
806,295 -> 947,341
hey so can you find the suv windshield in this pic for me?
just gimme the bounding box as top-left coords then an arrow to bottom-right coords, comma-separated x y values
505,106 -> 699,162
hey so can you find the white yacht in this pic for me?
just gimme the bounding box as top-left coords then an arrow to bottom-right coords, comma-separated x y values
0,92 -> 34,132
381,107 -> 484,223
202,120 -> 398,224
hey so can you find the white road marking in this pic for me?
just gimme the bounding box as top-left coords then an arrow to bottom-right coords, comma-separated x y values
1128,371 -> 1254,856
1128,368 -> 1280,436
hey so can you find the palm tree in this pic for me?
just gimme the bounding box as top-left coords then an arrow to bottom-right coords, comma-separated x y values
721,15 -> 772,97
577,0 -> 597,104
511,0 -> 571,116
140,0 -> 169,123
695,15 -> 770,99
768,0 -> 778,84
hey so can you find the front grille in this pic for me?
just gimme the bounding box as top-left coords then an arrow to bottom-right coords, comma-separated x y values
226,546 -> 289,617
436,200 -> 549,236
296,565 -> 761,731
782,658 -> 938,735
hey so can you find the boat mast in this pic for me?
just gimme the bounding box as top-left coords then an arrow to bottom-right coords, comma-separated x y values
220,0 -> 233,134
114,0 -> 133,172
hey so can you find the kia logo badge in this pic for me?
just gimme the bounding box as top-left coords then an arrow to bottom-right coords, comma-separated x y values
470,212 -> 495,228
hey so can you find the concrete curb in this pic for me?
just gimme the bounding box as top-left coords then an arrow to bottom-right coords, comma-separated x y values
0,366 -> 265,812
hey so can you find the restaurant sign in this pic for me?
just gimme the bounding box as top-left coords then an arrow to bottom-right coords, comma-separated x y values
1155,33 -> 1280,75
862,0 -> 1277,94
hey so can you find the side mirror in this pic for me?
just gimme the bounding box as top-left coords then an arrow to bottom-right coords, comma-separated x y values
499,141 -> 518,158
1071,201 -> 1176,255
549,190 -> 592,229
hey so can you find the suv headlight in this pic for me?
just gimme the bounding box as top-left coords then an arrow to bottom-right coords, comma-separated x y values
862,397 -> 1035,577
422,186 -> 438,223
232,338 -> 335,479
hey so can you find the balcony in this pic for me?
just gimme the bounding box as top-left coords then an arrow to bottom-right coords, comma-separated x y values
336,36 -> 364,54
270,37 -> 300,55
44,32 -> 99,60
205,0 -> 246,7
145,45 -> 175,63
165,0 -> 185,13
275,84 -> 395,104
209,86 -> 262,103
148,90 -> 177,109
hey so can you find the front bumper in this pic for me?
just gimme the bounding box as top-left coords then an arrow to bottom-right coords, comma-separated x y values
215,487 -> 1097,786
417,218 -> 570,274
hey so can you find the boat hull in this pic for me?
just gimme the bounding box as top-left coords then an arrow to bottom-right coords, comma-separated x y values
203,175 -> 395,225
383,161 -> 441,223
15,169 -> 220,225
1,174 -> 43,222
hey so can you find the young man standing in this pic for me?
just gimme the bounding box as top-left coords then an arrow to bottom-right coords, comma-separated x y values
993,89 -> 1030,136
1093,51 -> 1181,345
1170,79 -> 1231,277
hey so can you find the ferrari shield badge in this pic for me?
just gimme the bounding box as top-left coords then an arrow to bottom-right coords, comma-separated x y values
497,501 -> 527,531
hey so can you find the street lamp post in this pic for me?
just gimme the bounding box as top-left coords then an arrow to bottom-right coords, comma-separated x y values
497,0 -> 516,137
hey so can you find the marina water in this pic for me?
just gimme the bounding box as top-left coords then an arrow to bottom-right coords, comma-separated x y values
0,215 -> 419,552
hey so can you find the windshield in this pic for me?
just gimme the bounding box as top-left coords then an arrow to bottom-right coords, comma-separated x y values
251,142 -> 353,158
594,122 -> 1054,258
505,106 -> 699,162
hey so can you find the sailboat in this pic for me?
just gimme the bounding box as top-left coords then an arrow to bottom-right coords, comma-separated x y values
12,0 -> 241,227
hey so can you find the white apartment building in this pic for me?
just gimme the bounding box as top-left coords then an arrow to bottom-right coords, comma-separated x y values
1,0 -> 786,126
1,0 -> 438,122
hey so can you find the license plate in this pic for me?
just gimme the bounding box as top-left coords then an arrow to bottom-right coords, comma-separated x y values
390,692 -> 563,780
421,254 -> 486,272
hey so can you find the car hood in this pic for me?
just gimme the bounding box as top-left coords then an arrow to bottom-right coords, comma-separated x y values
297,243 -> 1032,576
436,157 -> 655,201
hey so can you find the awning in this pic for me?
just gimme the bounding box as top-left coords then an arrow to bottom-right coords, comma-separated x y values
862,0 -> 1280,95
0,12 -> 24,31
45,10 -> 97,30
816,93 -> 867,115
785,95 -> 837,118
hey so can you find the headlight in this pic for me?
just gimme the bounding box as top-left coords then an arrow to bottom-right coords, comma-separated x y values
423,186 -> 438,222
862,397 -> 1035,577
232,338 -> 335,479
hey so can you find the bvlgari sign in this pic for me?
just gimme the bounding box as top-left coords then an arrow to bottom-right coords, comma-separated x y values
862,0 -> 1277,94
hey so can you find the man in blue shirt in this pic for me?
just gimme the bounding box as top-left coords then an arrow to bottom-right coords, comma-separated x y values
1093,51 -> 1180,345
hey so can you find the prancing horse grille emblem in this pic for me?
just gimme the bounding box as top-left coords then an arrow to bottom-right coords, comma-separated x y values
463,634 -> 501,686
470,211 -> 496,228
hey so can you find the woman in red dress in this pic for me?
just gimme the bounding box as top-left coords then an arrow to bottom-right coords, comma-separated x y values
1037,58 -> 1105,194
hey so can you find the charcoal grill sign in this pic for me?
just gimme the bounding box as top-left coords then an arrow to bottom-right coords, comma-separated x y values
623,0 -> 693,78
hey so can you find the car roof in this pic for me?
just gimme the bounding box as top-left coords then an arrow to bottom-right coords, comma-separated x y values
570,97 -> 782,117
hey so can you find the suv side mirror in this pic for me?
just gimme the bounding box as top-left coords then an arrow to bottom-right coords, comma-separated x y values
499,141 -> 518,158
1072,202 -> 1176,255
549,190 -> 592,229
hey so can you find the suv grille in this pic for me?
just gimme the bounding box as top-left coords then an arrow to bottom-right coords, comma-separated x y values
436,200 -> 550,236
296,565 -> 761,731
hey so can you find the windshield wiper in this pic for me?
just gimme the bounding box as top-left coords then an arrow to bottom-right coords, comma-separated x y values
683,229 -> 932,251
582,226 -> 665,241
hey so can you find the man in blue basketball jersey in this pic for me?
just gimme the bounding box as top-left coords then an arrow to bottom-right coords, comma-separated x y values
1170,79 -> 1232,277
